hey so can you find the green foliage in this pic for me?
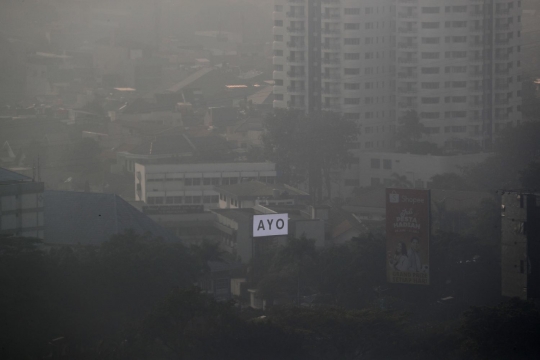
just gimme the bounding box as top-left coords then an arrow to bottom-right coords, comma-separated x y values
262,109 -> 359,202
460,298 -> 540,360
141,288 -> 302,360
519,161 -> 540,191
267,305 -> 406,360
429,173 -> 472,191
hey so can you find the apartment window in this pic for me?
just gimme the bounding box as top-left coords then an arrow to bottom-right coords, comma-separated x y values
275,94 -> 284,101
365,23 -> 374,29
421,82 -> 440,89
211,178 -> 220,186
344,68 -> 360,75
166,197 -> 174,204
174,196 -> 183,204
365,52 -> 374,59
203,196 -> 213,204
274,35 -> 283,42
184,196 -> 193,204
420,112 -> 440,119
344,8 -> 361,15
185,178 -> 193,186
344,83 -> 360,90
422,22 -> 440,29
230,177 -> 239,185
155,197 -> 164,205
422,7 -> 440,14
147,197 -> 156,204
445,66 -> 467,73
345,179 -> 360,187
344,113 -> 360,121
203,178 -> 212,186
274,20 -> 283,27
371,158 -> 381,169
274,50 -> 283,56
425,127 -> 440,134
344,98 -> 360,105
344,38 -> 361,45
422,37 -> 440,44
274,64 -> 283,71
344,53 -> 360,60
383,159 -> 392,170
421,52 -> 440,59
452,81 -> 467,88
365,7 -> 374,15
275,79 -> 283,86
421,67 -> 440,74
422,97 -> 440,104
344,23 -> 360,30
192,196 -> 201,204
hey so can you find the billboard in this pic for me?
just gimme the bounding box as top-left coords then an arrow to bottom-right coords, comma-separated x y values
253,213 -> 288,238
386,189 -> 431,285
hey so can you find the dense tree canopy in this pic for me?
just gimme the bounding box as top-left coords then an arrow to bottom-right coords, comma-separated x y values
262,109 -> 358,203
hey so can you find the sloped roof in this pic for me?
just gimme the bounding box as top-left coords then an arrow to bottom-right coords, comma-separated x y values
44,191 -> 179,245
0,167 -> 31,183
215,181 -> 308,199
130,134 -> 194,156
247,86 -> 274,105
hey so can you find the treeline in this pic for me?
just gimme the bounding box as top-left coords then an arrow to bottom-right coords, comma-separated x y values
2,229 -> 539,359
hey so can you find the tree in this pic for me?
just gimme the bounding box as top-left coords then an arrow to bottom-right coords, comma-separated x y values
263,109 -> 358,203
429,173 -> 471,191
460,298 -> 540,359
267,305 -> 406,360
141,288 -> 301,360
519,162 -> 540,191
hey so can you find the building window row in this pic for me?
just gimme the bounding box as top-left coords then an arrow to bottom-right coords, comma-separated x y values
147,195 -> 220,205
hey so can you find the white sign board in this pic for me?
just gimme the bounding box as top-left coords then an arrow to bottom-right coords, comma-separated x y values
253,213 -> 288,238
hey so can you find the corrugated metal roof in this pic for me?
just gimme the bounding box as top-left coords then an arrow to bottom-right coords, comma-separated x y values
0,167 -> 32,183
44,191 -> 179,245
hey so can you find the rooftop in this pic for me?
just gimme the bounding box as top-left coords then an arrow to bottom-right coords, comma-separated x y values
0,167 -> 32,183
44,191 -> 178,246
215,181 -> 308,200
211,208 -> 255,223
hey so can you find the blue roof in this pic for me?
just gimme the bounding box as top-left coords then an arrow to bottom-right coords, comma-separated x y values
0,167 -> 31,183
44,191 -> 179,245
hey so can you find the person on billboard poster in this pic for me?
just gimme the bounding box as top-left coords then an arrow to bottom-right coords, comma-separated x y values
389,241 -> 409,272
407,237 -> 422,272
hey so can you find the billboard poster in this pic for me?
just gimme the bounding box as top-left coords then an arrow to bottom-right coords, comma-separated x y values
386,188 -> 431,285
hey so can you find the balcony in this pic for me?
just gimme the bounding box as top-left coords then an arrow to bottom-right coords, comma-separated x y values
398,42 -> 418,49
398,72 -> 417,79
398,88 -> 418,93
322,13 -> 340,20
287,41 -> 305,49
322,28 -> 341,35
398,57 -> 418,64
323,104 -> 341,111
288,0 -> 305,3
322,73 -> 341,80
287,101 -> 305,109
323,58 -> 341,65
286,12 -> 305,19
469,71 -> 484,78
322,43 -> 341,51
287,56 -> 305,63
322,88 -> 341,95
287,27 -> 306,34
287,71 -> 306,78
398,27 -> 418,34
398,12 -> 417,19
287,86 -> 305,93
495,24 -> 510,31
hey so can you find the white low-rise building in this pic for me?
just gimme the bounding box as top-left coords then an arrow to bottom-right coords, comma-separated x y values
135,162 -> 277,209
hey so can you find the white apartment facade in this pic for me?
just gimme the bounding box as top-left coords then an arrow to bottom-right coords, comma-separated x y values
273,0 -> 522,150
135,163 -> 277,209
